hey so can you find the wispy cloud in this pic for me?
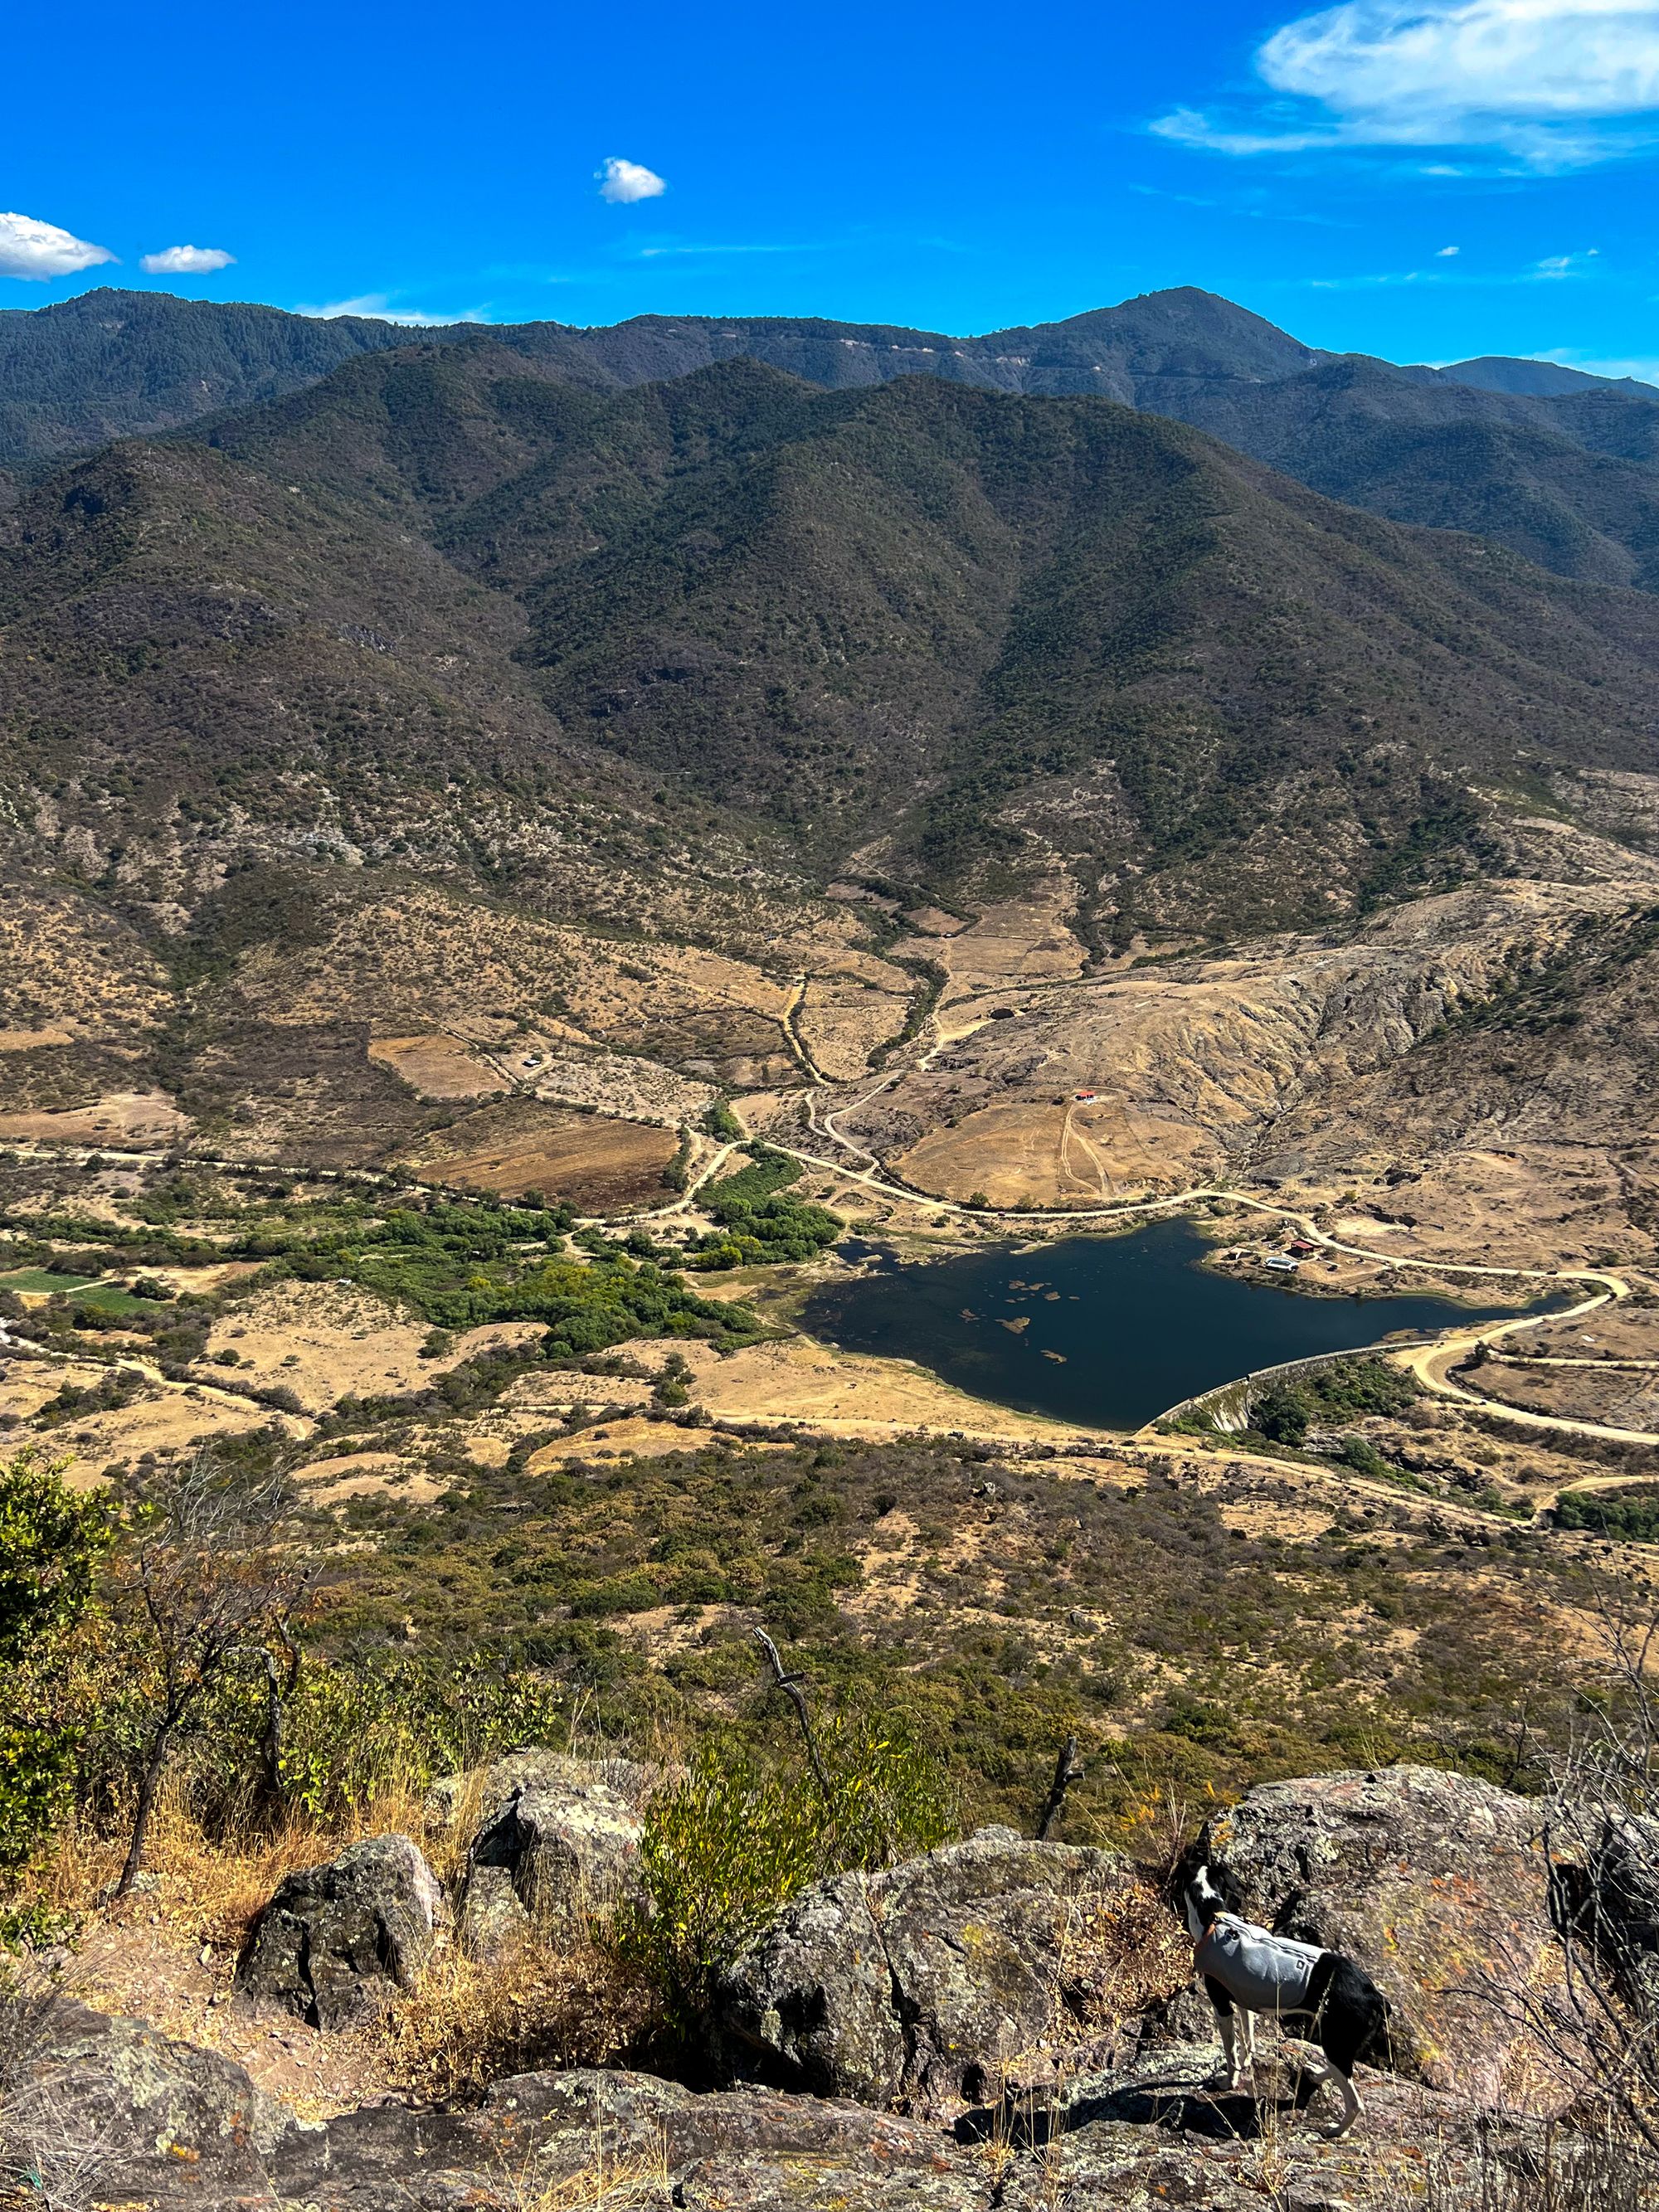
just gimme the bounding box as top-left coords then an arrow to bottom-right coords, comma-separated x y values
597,157 -> 667,204
293,292 -> 489,325
1290,247 -> 1607,287
1154,1 -> 1659,170
635,240 -> 828,258
0,210 -> 115,280
139,244 -> 235,275
1540,346 -> 1659,383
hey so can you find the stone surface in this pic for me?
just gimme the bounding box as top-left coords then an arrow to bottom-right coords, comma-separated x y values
236,1833 -> 450,2028
422,1747 -> 654,1837
715,1826 -> 1155,2111
458,1772 -> 643,1952
1198,1765 -> 1582,2112
11,2025 -> 1573,2212
2,2001 -> 290,2208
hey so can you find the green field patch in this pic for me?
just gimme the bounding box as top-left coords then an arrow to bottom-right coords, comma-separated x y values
0,1268 -> 100,1295
70,1283 -> 160,1316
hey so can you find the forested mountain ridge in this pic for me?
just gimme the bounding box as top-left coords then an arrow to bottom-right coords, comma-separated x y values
6,341 -> 1659,949
7,284 -> 1659,596
0,289 -> 420,474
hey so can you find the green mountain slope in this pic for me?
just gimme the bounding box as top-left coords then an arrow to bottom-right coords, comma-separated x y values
6,344 -> 1657,946
10,286 -> 1659,602
0,289 -> 417,474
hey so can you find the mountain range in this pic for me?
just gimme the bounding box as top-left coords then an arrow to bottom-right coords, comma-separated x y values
6,330 -> 1657,937
5,284 -> 1659,597
2,279 -> 1657,1185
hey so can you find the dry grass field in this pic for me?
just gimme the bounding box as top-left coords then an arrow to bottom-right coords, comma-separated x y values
200,1282 -> 549,1412
402,1099 -> 680,1209
365,1034 -> 508,1100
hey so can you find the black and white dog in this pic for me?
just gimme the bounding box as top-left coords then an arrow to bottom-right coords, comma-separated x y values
1181,1865 -> 1389,2138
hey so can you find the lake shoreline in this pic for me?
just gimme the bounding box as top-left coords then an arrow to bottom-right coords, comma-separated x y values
800,1220 -> 1568,1433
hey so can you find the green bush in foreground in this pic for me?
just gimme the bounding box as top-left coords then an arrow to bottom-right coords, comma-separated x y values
0,1450 -> 116,1866
617,1709 -> 952,2030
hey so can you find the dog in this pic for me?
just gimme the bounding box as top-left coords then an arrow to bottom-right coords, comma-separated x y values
1180,1864 -> 1389,2138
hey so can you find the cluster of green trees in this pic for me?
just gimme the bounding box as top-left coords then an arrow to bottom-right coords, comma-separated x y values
1555,1486 -> 1659,1544
687,1148 -> 843,1271
1249,1357 -> 1419,1449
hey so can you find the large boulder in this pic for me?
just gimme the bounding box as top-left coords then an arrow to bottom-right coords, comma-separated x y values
455,1769 -> 645,1958
715,1826 -> 1185,2112
0,2001 -> 290,2208
422,1746 -> 654,1837
236,1833 -> 449,2027
1198,1766 -> 1584,2112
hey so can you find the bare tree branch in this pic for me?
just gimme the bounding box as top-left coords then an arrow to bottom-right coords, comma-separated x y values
752,1628 -> 832,1801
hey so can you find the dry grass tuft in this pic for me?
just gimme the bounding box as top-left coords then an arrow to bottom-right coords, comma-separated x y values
490,2117 -> 673,2212
14,1781 -> 432,1952
384,1935 -> 661,2104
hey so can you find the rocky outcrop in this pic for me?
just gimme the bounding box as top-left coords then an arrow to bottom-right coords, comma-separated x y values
422,1747 -> 654,1837
715,1826 -> 1178,2111
0,2001 -> 289,2208
236,1834 -> 449,2027
6,2021 -> 1577,2212
455,1768 -> 645,1959
1197,1766 -> 1582,2112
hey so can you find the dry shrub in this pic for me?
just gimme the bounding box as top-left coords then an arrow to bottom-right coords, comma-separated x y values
386,1935 -> 661,2103
11,1777 -> 430,1952
1059,1876 -> 1192,2027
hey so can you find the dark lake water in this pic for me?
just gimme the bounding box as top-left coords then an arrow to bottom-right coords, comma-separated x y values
800,1219 -> 1562,1431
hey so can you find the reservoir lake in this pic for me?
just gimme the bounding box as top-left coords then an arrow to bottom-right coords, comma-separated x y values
800,1218 -> 1564,1432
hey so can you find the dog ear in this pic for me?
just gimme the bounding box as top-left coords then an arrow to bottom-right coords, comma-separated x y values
1168,1836 -> 1209,1903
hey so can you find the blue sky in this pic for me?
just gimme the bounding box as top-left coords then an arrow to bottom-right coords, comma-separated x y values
6,0 -> 1658,376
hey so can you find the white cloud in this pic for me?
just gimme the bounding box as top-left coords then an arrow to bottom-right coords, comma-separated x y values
1540,347 -> 1659,382
1155,1 -> 1659,167
294,293 -> 489,325
0,210 -> 116,280
1438,243 -> 1462,254
596,156 -> 667,204
139,244 -> 236,275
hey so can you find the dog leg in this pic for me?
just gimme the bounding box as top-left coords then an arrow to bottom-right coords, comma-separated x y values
1214,2010 -> 1240,2090
1202,1977 -> 1242,2090
1318,2063 -> 1361,2139
1238,2007 -> 1258,2087
1297,2048 -> 1361,2138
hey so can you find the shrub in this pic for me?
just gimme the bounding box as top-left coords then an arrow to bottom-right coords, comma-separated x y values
617,1708 -> 952,2030
1253,1383 -> 1310,1446
1337,1434 -> 1389,1477
386,1934 -> 659,2102
276,1655 -> 568,1822
0,1450 -> 116,1869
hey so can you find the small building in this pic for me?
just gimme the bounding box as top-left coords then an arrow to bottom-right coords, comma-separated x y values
1287,1238 -> 1316,1257
1264,1254 -> 1299,1274
1074,1091 -> 1098,1102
